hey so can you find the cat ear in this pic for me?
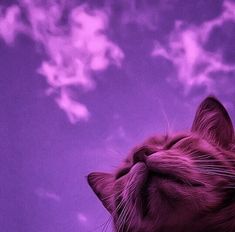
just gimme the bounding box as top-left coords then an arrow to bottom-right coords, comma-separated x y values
191,96 -> 234,149
87,172 -> 114,213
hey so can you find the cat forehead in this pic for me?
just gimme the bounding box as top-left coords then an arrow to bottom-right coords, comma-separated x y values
123,133 -> 192,162
123,132 -> 219,164
136,133 -> 192,150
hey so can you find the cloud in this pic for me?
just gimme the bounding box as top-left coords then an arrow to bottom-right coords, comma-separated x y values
0,5 -> 26,44
105,125 -> 127,143
35,187 -> 61,202
0,0 -> 124,123
116,0 -> 160,30
77,212 -> 88,223
55,89 -> 90,123
151,0 -> 235,93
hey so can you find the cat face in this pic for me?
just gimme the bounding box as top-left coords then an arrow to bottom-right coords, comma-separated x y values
88,97 -> 235,232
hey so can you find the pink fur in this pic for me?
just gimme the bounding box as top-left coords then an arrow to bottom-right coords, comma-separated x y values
88,96 -> 235,232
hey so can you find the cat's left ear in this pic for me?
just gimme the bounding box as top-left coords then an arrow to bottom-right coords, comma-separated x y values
191,96 -> 234,149
87,172 -> 114,213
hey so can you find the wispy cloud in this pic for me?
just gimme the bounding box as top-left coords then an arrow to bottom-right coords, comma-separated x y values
152,0 -> 235,93
105,125 -> 127,143
55,89 -> 90,123
77,212 -> 88,223
0,5 -> 26,44
0,0 -> 124,122
116,0 -> 160,30
35,187 -> 61,202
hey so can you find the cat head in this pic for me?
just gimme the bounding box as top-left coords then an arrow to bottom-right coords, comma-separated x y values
87,96 -> 235,232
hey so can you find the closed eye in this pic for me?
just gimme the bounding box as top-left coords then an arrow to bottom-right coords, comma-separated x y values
150,171 -> 204,187
164,135 -> 186,149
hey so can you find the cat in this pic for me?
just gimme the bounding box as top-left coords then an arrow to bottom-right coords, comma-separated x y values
87,96 -> 235,232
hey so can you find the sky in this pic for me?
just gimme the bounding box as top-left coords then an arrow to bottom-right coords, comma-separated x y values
0,0 -> 235,231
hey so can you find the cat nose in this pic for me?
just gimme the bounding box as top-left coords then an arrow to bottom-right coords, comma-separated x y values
133,148 -> 148,164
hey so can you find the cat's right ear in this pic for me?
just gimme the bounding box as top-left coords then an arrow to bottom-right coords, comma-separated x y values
87,172 -> 114,213
191,96 -> 234,149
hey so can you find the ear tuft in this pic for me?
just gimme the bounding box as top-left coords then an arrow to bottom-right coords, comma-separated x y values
87,172 -> 114,213
191,96 -> 234,149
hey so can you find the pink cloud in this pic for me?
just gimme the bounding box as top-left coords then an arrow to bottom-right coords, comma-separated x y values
0,0 -> 124,123
77,212 -> 88,223
0,5 -> 26,44
152,0 -> 235,93
56,89 -> 90,123
35,187 -> 61,202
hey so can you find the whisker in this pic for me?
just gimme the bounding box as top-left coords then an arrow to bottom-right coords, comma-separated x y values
199,170 -> 235,179
126,200 -> 137,232
199,167 -> 235,176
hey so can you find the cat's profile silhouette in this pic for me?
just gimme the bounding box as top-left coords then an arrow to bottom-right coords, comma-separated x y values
88,96 -> 235,232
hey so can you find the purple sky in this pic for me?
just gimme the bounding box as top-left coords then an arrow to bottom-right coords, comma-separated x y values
1,0 -> 235,231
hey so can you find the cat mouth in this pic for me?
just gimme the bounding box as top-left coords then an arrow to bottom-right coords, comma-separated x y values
125,162 -> 203,218
127,164 -> 203,218
139,174 -> 153,218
